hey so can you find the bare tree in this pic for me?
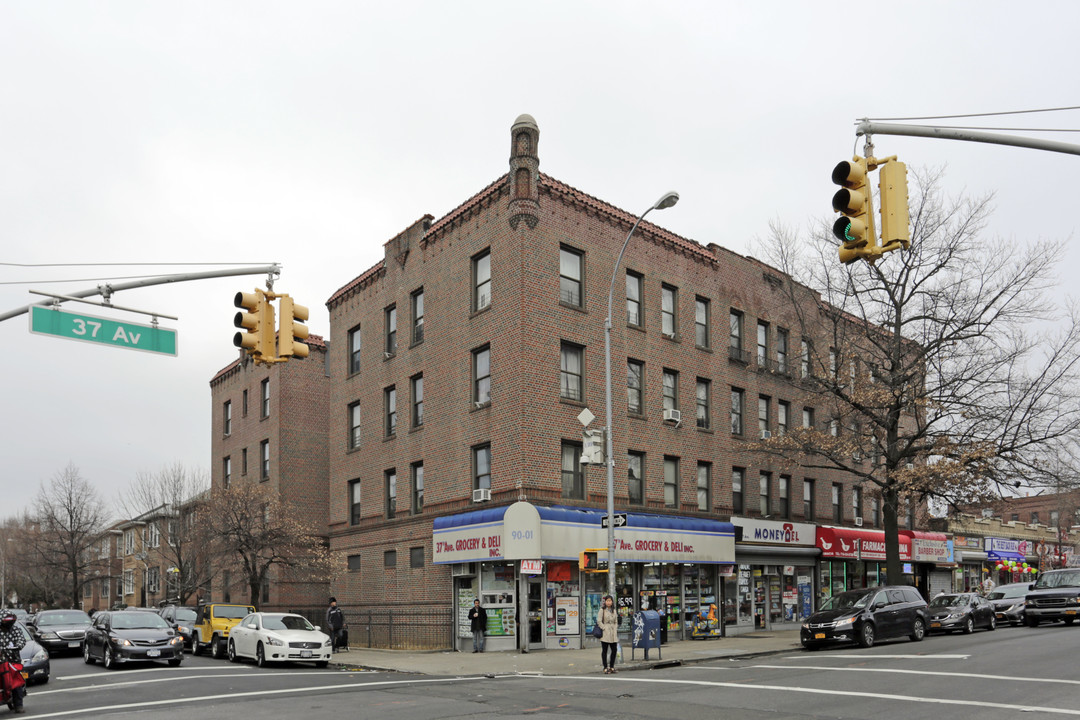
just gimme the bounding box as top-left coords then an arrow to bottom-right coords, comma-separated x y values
755,167 -> 1080,583
120,462 -> 213,605
28,464 -> 110,607
206,482 -> 339,609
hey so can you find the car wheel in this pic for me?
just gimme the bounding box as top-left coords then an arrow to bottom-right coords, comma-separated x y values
168,657 -> 183,667
256,642 -> 267,668
193,639 -> 203,656
83,642 -> 95,665
988,615 -> 997,631
315,660 -> 329,669
210,635 -> 225,659
103,645 -> 116,670
858,622 -> 875,648
228,639 -> 240,663
1027,616 -> 1040,628
963,617 -> 974,634
910,618 -> 926,642
1065,618 -> 1075,626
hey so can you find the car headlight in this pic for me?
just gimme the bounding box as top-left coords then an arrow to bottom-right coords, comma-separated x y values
1025,599 -> 1033,606
834,617 -> 854,628
177,626 -> 191,635
31,650 -> 48,663
113,638 -> 132,647
170,637 -> 183,645
42,632 -> 60,640
323,638 -> 333,647
265,636 -> 284,647
1008,603 -> 1023,612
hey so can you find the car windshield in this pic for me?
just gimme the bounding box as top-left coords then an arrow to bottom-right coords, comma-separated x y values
929,594 -> 967,608
1034,570 -> 1080,589
213,606 -> 253,619
262,615 -> 315,632
112,613 -> 169,630
38,612 -> 90,626
174,608 -> 197,623
988,586 -> 1027,600
819,591 -> 873,612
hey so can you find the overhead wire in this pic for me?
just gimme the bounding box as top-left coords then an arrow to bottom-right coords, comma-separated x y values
867,105 -> 1080,121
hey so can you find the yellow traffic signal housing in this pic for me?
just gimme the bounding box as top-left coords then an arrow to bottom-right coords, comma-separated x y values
831,156 -> 876,263
878,160 -> 910,250
579,551 -> 598,571
278,295 -> 310,359
233,289 -> 276,361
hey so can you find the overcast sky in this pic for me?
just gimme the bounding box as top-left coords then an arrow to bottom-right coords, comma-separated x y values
3,1 -> 1078,518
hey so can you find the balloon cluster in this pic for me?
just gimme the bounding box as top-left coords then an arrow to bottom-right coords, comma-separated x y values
995,559 -> 1037,575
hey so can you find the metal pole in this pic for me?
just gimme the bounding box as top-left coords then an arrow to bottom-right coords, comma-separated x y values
855,121 -> 1080,157
603,192 -> 679,602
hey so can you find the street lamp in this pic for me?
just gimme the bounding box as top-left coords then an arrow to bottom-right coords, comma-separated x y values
603,191 -> 679,601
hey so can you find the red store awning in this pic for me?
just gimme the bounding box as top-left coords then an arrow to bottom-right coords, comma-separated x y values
816,526 -> 912,561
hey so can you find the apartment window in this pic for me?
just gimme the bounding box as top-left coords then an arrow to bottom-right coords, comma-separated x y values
221,571 -> 231,603
695,297 -> 710,348
696,379 -> 711,429
347,555 -> 362,571
801,339 -> 810,379
559,246 -> 584,307
832,483 -> 843,523
729,310 -> 743,352
261,578 -> 270,605
101,578 -> 109,597
560,343 -> 584,401
412,462 -> 424,514
756,321 -> 769,365
661,285 -> 678,338
223,456 -> 231,489
410,547 -> 425,569
260,379 -> 270,418
473,346 -> 491,405
662,370 -> 679,412
731,388 -> 744,435
759,472 -> 771,516
830,419 -> 839,437
411,288 -> 425,344
664,456 -> 679,508
146,521 -> 160,549
349,479 -> 362,525
384,386 -> 397,436
829,348 -> 838,378
241,448 -> 248,476
1051,510 -> 1060,527
804,479 -> 815,519
853,486 -> 863,521
473,249 -> 491,311
627,452 -> 644,505
777,401 -> 789,436
758,395 -> 771,438
732,468 -> 745,514
561,442 -> 584,499
348,401 -> 362,449
123,570 -> 134,596
385,305 -> 397,356
1031,511 -> 1040,525
348,324 -> 362,374
385,469 -> 397,519
223,401 -> 232,436
776,329 -> 788,373
411,374 -> 424,428
803,407 -> 815,429
147,567 -> 160,594
871,496 -> 880,528
907,501 -> 916,529
474,445 -> 491,490
627,360 -> 644,415
697,462 -> 711,511
626,271 -> 643,326
260,440 -> 270,480
779,476 -> 790,518
242,389 -> 248,417
1010,512 -> 1020,522
384,550 -> 397,568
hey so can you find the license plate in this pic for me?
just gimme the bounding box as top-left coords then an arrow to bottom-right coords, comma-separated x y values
300,650 -> 312,658
814,633 -> 825,640
931,622 -> 941,628
20,672 -> 28,680
68,642 -> 81,648
146,649 -> 160,657
995,613 -> 1004,619
1068,610 -> 1077,615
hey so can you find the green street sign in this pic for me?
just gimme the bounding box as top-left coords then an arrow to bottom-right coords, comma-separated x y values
29,306 -> 178,357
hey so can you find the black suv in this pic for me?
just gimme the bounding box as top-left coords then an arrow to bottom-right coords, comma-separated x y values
1025,568 -> 1080,626
801,585 -> 928,650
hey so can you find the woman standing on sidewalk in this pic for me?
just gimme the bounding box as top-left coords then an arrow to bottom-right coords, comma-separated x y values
598,595 -> 619,673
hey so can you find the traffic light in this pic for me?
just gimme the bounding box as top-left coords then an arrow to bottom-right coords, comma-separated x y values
233,289 -> 275,361
831,156 -> 875,264
579,550 -> 598,571
878,160 -> 910,250
278,295 -> 310,359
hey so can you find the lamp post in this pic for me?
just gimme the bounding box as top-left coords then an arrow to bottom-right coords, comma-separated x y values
603,191 -> 679,601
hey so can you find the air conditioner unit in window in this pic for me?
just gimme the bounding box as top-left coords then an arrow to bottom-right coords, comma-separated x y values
451,562 -> 476,577
384,351 -> 394,359
662,408 -> 681,423
662,331 -> 676,339
472,488 -> 491,503
474,401 -> 487,409
854,516 -> 864,527
760,429 -> 772,439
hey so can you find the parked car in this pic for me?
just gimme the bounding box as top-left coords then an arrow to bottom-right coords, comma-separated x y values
28,609 -> 92,654
987,583 -> 1030,626
14,621 -> 50,685
158,605 -> 198,651
927,593 -> 996,633
5,610 -> 27,621
82,610 -> 183,669
227,612 -> 331,668
192,603 -> 256,659
801,586 -> 927,650
1025,567 -> 1080,626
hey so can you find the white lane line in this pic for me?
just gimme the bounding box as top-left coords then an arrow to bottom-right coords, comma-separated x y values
548,676 -> 1080,716
33,672 -> 267,696
784,654 -> 971,660
26,675 -> 490,718
695,664 -> 1080,687
57,665 -> 254,681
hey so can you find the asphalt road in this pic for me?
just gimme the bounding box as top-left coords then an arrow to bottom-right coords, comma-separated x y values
25,622 -> 1079,719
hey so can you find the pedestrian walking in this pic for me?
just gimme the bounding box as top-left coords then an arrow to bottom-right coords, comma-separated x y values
326,597 -> 347,652
598,595 -> 619,674
468,599 -> 488,653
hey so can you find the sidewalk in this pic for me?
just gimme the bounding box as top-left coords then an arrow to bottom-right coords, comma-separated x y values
329,630 -> 802,676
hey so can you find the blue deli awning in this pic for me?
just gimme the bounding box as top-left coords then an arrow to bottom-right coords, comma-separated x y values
987,550 -> 1024,562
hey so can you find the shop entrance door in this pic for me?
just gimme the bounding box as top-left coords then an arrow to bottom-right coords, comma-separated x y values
526,577 -> 544,649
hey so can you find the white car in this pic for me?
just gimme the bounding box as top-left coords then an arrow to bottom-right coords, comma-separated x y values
226,612 -> 332,668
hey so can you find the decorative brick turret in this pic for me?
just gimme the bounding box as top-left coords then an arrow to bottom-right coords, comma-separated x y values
507,113 -> 540,229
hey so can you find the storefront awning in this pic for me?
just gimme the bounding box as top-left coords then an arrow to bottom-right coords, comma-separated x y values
988,550 -> 1025,562
816,526 -> 911,561
433,502 -> 735,565
900,530 -> 953,564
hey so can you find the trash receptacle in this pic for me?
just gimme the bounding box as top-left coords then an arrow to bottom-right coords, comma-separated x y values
632,610 -> 662,660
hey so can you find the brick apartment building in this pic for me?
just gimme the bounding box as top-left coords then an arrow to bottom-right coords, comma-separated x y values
209,335 -> 330,609
307,115 -> 943,650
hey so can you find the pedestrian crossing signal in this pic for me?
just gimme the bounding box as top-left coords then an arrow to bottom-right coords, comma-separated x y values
579,551 -> 598,571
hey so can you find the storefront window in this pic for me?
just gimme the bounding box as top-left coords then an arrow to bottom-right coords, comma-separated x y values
480,562 -> 517,637
615,563 -> 634,627
545,561 -> 578,638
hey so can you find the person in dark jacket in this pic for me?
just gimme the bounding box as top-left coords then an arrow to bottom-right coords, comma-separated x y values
468,599 -> 488,653
0,613 -> 26,713
326,597 -> 346,652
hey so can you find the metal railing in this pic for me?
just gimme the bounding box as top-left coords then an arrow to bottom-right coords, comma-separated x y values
288,606 -> 455,650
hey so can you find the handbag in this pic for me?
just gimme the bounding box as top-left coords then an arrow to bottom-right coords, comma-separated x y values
591,623 -> 604,639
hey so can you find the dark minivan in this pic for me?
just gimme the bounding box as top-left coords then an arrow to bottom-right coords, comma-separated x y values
801,585 -> 928,650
